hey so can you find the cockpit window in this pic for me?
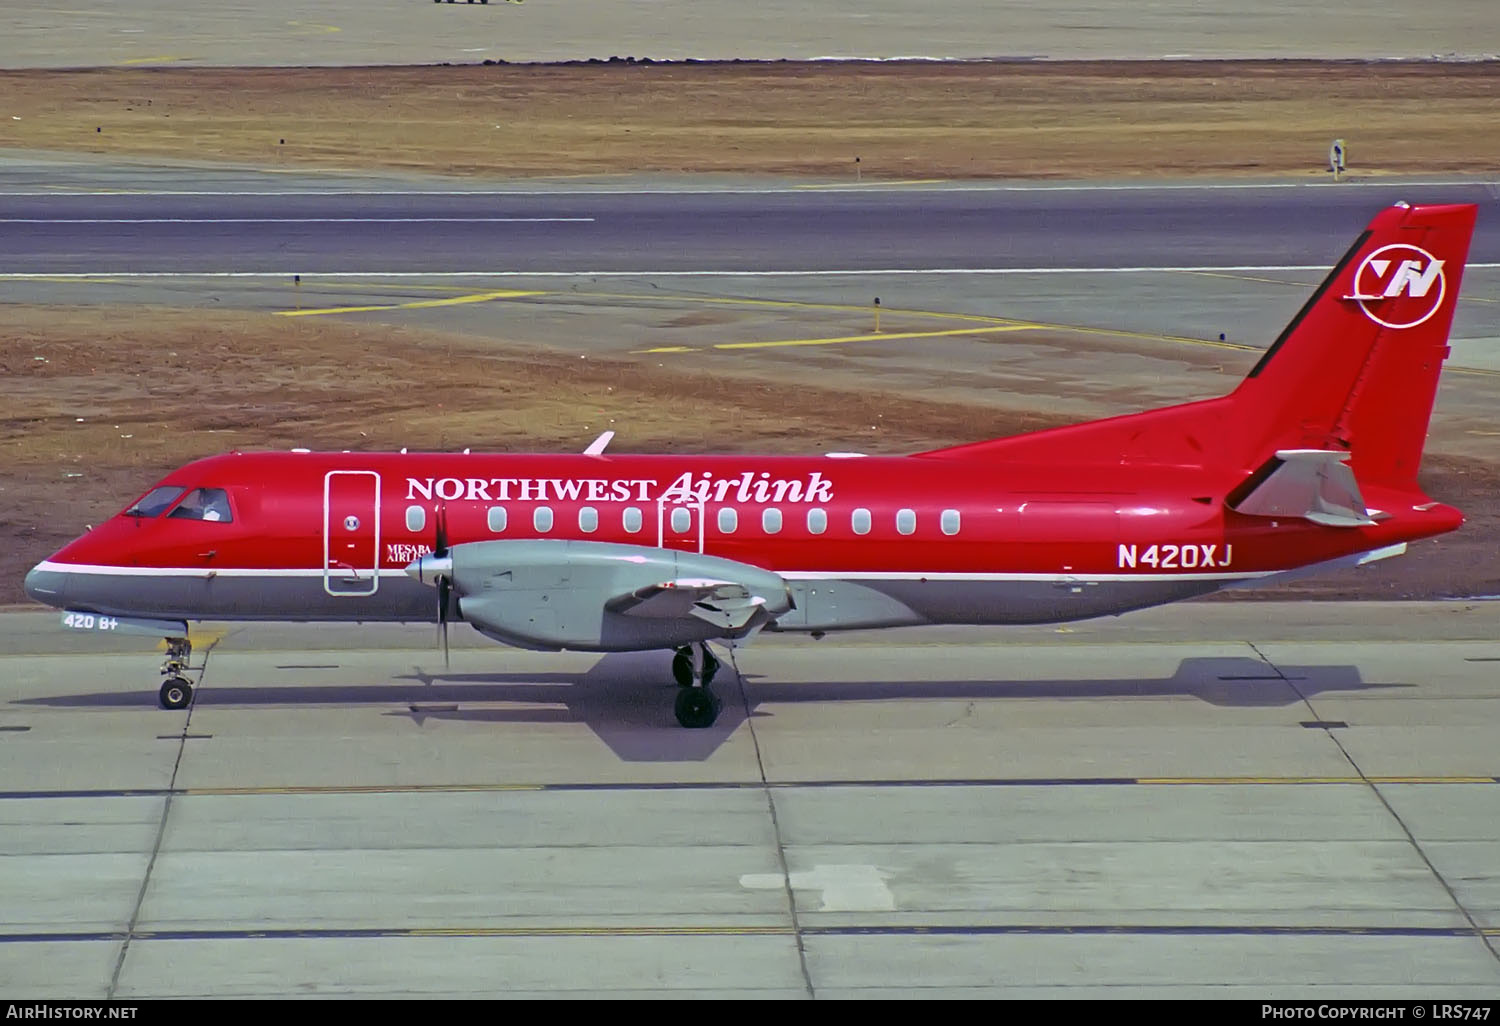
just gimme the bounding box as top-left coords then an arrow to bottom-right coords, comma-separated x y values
124,486 -> 185,518
167,488 -> 234,523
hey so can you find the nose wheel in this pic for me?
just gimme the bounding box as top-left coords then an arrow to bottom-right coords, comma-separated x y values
671,643 -> 722,728
159,676 -> 193,710
158,636 -> 195,710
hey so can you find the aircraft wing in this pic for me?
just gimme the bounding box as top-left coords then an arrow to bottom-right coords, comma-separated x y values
429,540 -> 795,650
606,577 -> 770,630
1228,449 -> 1377,527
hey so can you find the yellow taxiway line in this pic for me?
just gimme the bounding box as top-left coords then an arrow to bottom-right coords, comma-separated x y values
275,289 -> 543,317
634,324 -> 1036,354
575,289 -> 1020,326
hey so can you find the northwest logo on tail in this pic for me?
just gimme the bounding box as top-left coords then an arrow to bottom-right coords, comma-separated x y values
1345,243 -> 1447,329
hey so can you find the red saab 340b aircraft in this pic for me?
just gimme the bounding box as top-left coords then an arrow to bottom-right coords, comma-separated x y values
25,202 -> 1477,727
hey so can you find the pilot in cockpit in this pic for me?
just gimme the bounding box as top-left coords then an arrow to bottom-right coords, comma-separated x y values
167,487 -> 232,523
201,491 -> 229,522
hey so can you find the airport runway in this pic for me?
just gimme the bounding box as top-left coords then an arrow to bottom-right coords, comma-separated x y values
4,176 -> 1499,274
3,603 -> 1499,997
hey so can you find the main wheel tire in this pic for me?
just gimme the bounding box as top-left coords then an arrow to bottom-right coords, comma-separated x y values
671,649 -> 694,688
674,688 -> 719,729
159,677 -> 193,710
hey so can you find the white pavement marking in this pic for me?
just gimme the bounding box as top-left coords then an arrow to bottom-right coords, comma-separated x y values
741,865 -> 897,912
0,217 -> 594,224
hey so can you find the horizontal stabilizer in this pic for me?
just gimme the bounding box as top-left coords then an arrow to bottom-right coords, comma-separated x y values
1229,449 -> 1375,527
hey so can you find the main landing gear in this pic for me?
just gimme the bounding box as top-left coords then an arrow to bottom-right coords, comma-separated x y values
158,636 -> 194,710
671,643 -> 722,729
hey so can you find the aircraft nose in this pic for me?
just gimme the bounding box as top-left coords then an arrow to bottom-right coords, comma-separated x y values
24,564 -> 68,606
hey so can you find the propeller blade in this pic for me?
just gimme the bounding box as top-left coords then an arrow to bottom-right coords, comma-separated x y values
431,502 -> 451,669
438,575 -> 451,670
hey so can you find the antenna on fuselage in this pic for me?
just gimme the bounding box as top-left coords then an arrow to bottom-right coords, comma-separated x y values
584,430 -> 615,456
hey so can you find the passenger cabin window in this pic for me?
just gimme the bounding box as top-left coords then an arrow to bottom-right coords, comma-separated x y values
124,486 -> 184,518
406,505 -> 426,533
762,508 -> 782,534
807,508 -> 827,535
670,507 -> 691,533
718,508 -> 738,534
534,507 -> 554,532
896,508 -> 916,535
579,507 -> 598,533
168,488 -> 233,523
941,509 -> 961,536
623,507 -> 643,533
487,506 -> 507,533
852,508 -> 872,535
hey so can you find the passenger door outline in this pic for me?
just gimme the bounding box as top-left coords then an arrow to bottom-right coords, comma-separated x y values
323,470 -> 381,596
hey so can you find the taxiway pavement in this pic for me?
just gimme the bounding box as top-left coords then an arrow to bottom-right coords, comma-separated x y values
3,603 -> 1499,997
4,174 -> 1497,275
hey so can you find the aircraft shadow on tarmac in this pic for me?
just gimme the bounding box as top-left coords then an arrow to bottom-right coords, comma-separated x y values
19,652 -> 1411,763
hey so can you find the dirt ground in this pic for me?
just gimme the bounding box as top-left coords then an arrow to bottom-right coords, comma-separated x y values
2,61 -> 1498,179
3,60 -> 1498,605
4,305 -> 1496,606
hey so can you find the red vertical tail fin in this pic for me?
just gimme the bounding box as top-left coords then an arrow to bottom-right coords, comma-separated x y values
1230,202 -> 1476,490
914,203 -> 1476,484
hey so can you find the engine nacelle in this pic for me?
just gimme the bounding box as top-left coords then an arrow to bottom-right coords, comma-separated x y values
445,539 -> 792,652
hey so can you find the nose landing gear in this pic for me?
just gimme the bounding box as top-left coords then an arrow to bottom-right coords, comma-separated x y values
671,643 -> 723,728
159,636 -> 195,710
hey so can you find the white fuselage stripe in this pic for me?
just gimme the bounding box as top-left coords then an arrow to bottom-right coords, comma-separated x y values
32,560 -> 1274,583
779,569 -> 1272,582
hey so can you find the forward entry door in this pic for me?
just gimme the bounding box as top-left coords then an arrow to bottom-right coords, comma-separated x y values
323,470 -> 381,596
